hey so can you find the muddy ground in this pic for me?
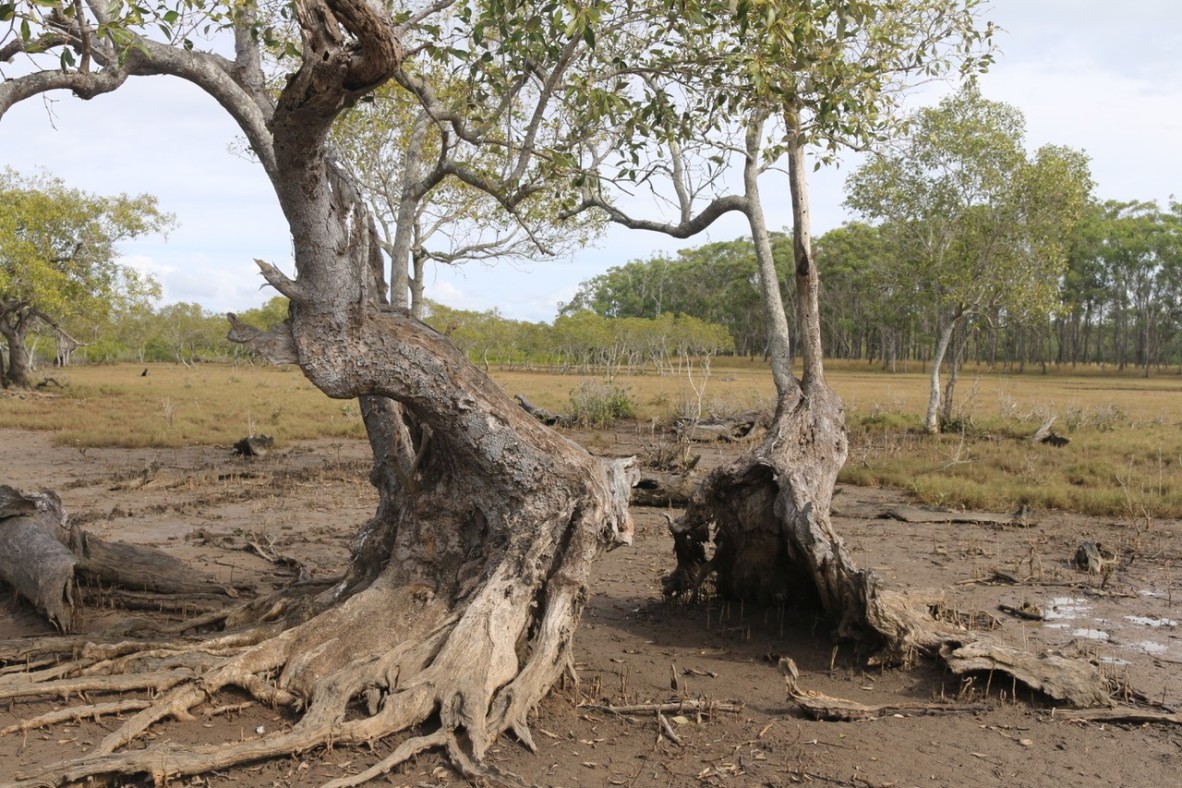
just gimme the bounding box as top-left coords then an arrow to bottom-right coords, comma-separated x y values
2,425 -> 1181,787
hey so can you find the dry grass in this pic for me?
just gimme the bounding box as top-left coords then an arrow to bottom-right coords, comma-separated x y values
4,359 -> 1182,517
0,364 -> 365,448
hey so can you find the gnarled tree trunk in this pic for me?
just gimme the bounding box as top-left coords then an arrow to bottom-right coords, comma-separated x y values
1,1 -> 635,785
666,112 -> 871,641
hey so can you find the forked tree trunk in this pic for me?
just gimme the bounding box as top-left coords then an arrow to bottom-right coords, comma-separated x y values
924,313 -> 965,434
664,113 -> 1115,707
666,113 -> 871,640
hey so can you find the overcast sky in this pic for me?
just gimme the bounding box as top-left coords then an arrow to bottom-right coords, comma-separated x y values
2,0 -> 1180,323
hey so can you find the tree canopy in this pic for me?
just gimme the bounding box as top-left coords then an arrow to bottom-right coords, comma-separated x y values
845,85 -> 1093,431
0,168 -> 170,386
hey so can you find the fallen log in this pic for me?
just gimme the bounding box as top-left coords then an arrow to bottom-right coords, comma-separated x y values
780,658 -> 988,721
1058,708 -> 1182,725
675,410 -> 765,443
0,485 -> 239,632
231,434 -> 274,457
834,502 -> 1030,526
70,527 -> 238,597
939,640 -> 1112,707
514,394 -> 571,427
0,489 -> 77,631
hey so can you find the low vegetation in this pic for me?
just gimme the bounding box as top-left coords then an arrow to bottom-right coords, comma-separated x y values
4,361 -> 1181,519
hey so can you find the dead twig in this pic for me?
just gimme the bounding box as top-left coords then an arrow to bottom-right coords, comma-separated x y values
580,700 -> 741,716
656,710 -> 683,746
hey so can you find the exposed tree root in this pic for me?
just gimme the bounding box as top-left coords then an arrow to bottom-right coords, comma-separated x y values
0,699 -> 153,735
6,572 -> 595,785
4,446 -> 634,787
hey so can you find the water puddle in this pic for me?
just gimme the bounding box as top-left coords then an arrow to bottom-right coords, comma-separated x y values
1129,641 -> 1170,655
1124,615 -> 1177,628
1071,628 -> 1109,641
1044,597 -> 1090,622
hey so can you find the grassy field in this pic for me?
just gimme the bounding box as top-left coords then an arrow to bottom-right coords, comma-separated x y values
3,359 -> 1181,518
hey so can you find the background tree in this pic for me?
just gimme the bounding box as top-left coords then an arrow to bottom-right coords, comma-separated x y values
331,67 -> 603,315
0,169 -> 168,387
563,235 -> 793,357
846,86 -> 1093,432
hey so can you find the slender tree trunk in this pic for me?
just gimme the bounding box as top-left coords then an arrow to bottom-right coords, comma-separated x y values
389,110 -> 430,310
939,322 -> 969,428
742,115 -> 794,395
925,317 -> 958,434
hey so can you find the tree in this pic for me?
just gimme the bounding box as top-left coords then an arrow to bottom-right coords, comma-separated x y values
813,222 -> 902,366
0,169 -> 168,387
563,235 -> 792,357
562,0 -> 1056,659
2,0 -> 638,784
846,86 -> 1093,432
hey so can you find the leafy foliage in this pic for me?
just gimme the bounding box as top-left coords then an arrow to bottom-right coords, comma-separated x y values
845,86 -> 1093,429
0,168 -> 170,384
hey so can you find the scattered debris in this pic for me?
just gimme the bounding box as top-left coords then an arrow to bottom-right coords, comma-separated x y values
232,434 -> 274,457
1074,541 -> 1118,574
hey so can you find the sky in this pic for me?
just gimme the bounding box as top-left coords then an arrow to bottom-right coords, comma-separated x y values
2,0 -> 1180,323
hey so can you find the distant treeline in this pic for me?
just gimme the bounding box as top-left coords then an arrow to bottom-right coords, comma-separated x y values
22,296 -> 732,375
20,198 -> 1181,376
567,202 -> 1182,374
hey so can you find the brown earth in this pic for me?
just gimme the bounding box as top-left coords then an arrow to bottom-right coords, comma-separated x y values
2,425 -> 1181,787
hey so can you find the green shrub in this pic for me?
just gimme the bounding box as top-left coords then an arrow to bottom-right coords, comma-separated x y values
569,381 -> 635,427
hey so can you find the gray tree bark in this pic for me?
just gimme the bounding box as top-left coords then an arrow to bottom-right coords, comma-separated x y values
0,1 -> 635,784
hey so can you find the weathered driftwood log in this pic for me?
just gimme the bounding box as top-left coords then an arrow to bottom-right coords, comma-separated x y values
231,434 -> 274,457
675,409 -> 766,443
833,502 -> 1033,527
69,527 -> 237,597
939,640 -> 1112,707
780,658 -> 988,721
1031,417 -> 1070,447
0,485 -> 238,631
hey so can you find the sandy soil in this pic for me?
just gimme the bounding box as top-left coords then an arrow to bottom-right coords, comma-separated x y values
2,425 -> 1181,787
